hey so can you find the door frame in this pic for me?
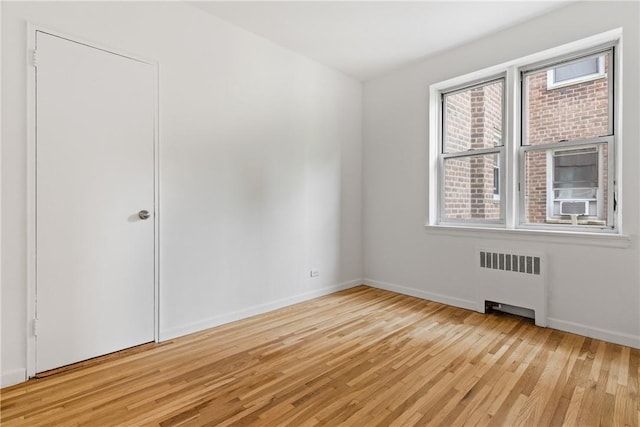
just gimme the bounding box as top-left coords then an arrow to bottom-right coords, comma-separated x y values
26,24 -> 160,378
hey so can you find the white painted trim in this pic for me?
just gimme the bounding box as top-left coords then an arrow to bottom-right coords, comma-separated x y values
613,33 -> 623,234
25,23 -> 161,378
505,65 -> 519,229
547,318 -> 639,349
27,23 -> 157,66
424,224 -> 630,249
363,278 -> 479,312
153,55 -> 161,345
159,280 -> 363,341
1,369 -> 27,388
26,22 -> 37,380
427,85 -> 439,226
0,0 -> 3,392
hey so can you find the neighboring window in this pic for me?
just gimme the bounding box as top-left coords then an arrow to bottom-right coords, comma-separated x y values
433,41 -> 617,232
553,147 -> 598,199
547,55 -> 605,89
440,79 -> 504,223
548,146 -> 603,221
522,49 -> 613,228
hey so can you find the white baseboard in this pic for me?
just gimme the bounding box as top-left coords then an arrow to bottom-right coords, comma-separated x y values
547,318 -> 640,349
1,368 -> 27,388
363,278 -> 478,312
364,278 -> 639,349
159,279 -> 362,341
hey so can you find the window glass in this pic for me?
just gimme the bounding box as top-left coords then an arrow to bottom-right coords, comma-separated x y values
443,153 -> 502,221
523,144 -> 608,225
443,80 -> 503,153
524,51 -> 610,145
553,57 -> 600,82
553,147 -> 598,191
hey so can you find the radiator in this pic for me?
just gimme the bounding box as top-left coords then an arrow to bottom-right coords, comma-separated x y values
477,249 -> 547,327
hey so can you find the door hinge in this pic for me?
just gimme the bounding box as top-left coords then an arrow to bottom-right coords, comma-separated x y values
32,49 -> 38,68
33,318 -> 39,337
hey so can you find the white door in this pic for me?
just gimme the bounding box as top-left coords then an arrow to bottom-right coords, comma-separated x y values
35,31 -> 156,373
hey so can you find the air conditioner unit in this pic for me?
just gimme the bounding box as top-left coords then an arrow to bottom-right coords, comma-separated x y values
560,200 -> 589,216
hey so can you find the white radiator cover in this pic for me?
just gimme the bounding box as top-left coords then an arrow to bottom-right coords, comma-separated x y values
477,249 -> 547,327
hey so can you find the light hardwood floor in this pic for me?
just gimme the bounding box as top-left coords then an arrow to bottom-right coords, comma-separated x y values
1,286 -> 638,426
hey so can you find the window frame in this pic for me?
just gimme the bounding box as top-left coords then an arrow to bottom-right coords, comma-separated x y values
519,47 -> 615,231
429,34 -> 620,235
439,76 -> 506,225
519,136 -> 613,227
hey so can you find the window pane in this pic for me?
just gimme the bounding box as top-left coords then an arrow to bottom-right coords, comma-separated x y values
554,57 -> 599,82
443,153 -> 502,221
553,148 -> 597,189
524,52 -> 610,145
523,144 -> 607,225
443,80 -> 503,153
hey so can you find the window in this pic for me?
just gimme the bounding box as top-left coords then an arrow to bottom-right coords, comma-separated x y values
553,147 -> 598,201
547,55 -> 605,89
440,79 -> 504,223
432,39 -> 617,232
522,49 -> 613,227
549,146 -> 604,222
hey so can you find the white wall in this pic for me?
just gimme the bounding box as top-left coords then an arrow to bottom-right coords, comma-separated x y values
363,1 -> 640,347
1,1 -> 362,386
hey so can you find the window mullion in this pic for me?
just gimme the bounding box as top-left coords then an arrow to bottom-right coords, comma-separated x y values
505,65 -> 518,229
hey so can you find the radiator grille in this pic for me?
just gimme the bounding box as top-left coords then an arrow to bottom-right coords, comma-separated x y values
479,251 -> 541,275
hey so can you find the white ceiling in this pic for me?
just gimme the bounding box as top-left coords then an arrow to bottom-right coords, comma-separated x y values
189,1 -> 572,81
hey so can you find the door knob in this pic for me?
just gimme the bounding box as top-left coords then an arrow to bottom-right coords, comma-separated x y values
138,210 -> 151,220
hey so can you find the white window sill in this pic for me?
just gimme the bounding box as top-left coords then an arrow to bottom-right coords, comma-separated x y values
424,224 -> 630,248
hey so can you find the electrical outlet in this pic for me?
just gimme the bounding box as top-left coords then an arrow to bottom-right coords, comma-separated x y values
310,269 -> 319,278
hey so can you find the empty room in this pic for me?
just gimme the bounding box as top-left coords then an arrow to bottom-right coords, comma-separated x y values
1,1 -> 639,425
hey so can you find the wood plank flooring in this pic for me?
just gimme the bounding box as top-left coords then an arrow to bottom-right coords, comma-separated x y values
1,286 -> 638,426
